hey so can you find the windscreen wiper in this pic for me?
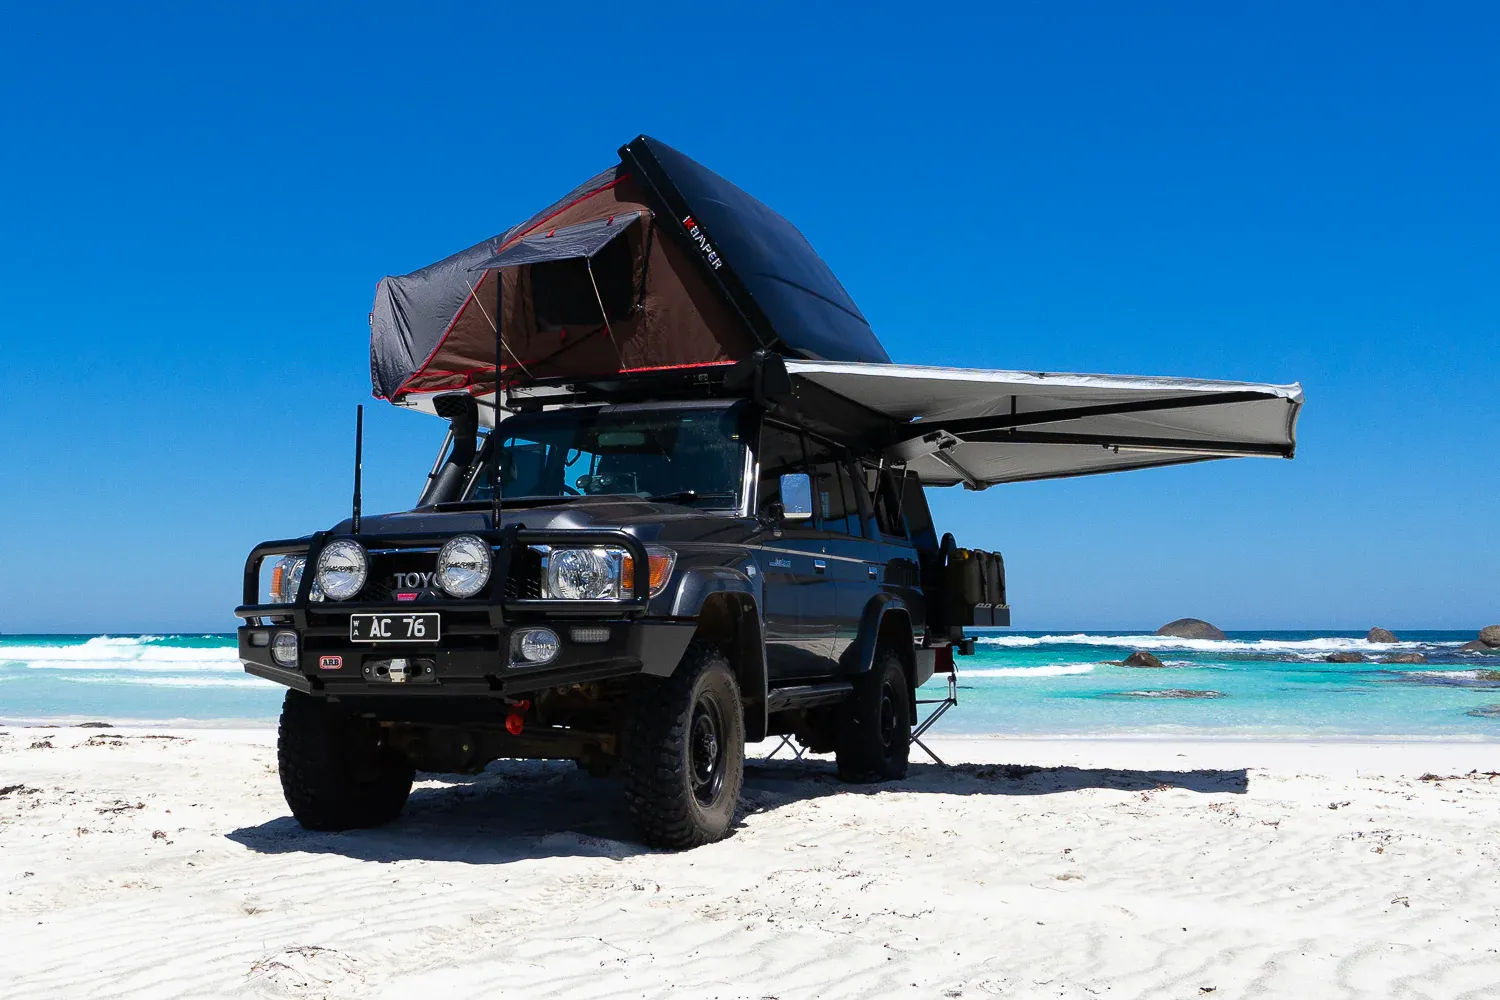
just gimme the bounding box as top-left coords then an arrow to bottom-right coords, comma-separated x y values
644,490 -> 735,505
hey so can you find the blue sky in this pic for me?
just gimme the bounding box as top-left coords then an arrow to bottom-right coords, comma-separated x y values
0,4 -> 1495,632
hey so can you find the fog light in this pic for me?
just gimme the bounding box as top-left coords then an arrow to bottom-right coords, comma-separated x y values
569,626 -> 610,644
270,632 -> 299,667
512,627 -> 560,665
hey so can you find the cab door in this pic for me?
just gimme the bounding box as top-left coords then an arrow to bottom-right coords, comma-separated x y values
755,424 -> 839,681
805,440 -> 879,668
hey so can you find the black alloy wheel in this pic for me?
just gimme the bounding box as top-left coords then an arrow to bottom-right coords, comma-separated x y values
624,640 -> 746,849
690,694 -> 727,806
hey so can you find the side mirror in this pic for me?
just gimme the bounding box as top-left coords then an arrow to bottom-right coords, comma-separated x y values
779,473 -> 813,521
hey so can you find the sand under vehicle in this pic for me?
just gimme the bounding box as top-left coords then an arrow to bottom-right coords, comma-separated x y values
236,136 -> 1303,848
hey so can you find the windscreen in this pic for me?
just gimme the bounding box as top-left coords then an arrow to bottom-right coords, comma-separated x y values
468,405 -> 748,510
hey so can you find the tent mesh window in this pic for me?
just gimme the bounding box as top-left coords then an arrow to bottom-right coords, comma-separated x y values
530,236 -> 636,332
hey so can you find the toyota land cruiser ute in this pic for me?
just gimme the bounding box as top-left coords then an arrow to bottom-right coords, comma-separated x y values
235,136 -> 1302,849
239,379 -> 1006,847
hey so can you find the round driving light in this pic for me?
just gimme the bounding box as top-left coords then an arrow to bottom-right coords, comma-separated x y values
315,540 -> 368,601
547,548 -> 614,600
513,627 -> 560,665
436,534 -> 492,598
271,632 -> 299,667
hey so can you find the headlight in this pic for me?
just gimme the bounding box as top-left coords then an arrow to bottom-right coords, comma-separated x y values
542,545 -> 675,600
436,534 -> 491,598
546,547 -> 624,600
269,555 -> 306,604
315,539 -> 368,601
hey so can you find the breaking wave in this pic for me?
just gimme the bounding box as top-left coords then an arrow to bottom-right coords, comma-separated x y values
0,635 -> 238,673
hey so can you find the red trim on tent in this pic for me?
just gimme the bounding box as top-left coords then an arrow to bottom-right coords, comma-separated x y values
396,358 -> 740,399
391,174 -> 633,398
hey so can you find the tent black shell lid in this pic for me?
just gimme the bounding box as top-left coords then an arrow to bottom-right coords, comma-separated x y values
618,136 -> 888,366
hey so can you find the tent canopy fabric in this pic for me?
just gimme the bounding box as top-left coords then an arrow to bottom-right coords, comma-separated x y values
783,360 -> 1303,487
468,212 -> 643,271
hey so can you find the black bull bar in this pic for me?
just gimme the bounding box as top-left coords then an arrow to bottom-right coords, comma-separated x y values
235,525 -> 653,625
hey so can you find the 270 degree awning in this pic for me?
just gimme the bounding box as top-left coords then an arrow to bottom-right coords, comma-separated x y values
783,360 -> 1304,488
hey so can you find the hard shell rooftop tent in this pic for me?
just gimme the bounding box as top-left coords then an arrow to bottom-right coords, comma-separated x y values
370,135 -> 1302,486
369,135 -> 887,411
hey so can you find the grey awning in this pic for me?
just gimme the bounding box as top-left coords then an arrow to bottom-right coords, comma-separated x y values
469,212 -> 643,271
783,360 -> 1304,488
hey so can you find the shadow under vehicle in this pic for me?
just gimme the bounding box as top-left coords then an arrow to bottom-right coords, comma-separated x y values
236,135 -> 1302,849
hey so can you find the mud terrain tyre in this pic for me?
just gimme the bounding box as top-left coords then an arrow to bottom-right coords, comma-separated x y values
277,690 -> 414,831
623,641 -> 745,849
836,651 -> 911,783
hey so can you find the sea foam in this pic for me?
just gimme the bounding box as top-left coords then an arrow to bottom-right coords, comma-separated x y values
971,633 -> 1450,658
962,664 -> 1096,679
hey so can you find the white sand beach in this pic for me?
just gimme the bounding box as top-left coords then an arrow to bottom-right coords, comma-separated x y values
4,726 -> 1500,999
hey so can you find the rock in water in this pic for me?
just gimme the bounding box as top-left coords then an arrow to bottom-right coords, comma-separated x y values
1380,653 -> 1427,664
1122,651 -> 1165,668
1326,652 -> 1365,663
1367,627 -> 1398,643
1479,625 -> 1500,648
1466,704 -> 1500,719
1155,618 -> 1226,640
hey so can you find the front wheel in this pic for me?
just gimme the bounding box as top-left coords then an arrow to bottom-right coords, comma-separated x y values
836,651 -> 911,783
623,641 -> 745,849
277,690 -> 414,831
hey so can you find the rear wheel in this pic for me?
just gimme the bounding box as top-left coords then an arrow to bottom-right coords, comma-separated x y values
277,690 -> 414,831
623,641 -> 745,849
836,651 -> 911,783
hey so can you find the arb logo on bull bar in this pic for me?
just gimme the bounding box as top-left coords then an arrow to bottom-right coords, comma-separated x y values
319,655 -> 342,670
681,215 -> 723,270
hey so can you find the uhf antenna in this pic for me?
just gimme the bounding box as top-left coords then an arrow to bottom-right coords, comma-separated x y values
352,404 -> 363,534
491,305 -> 503,530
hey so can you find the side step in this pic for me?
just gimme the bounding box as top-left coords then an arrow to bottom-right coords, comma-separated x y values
765,681 -> 853,713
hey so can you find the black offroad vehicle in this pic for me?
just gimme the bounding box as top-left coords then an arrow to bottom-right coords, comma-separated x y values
240,366 -> 1009,848
236,136 -> 1301,848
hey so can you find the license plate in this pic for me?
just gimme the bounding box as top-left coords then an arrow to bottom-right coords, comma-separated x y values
349,613 -> 440,643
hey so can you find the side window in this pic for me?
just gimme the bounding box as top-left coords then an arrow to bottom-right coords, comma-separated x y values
757,424 -> 806,517
530,236 -> 635,331
864,463 -> 907,539
805,436 -> 858,535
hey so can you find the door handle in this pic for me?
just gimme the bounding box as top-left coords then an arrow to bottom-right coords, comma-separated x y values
813,559 -> 827,573
868,566 -> 878,579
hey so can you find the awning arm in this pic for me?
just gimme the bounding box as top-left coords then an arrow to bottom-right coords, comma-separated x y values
890,389 -> 1281,443
962,429 -> 1294,458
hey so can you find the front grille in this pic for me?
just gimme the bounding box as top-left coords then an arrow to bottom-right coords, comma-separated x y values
364,549 -> 439,602
504,547 -> 544,600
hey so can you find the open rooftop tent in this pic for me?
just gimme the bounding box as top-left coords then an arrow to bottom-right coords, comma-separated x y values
368,135 -> 887,405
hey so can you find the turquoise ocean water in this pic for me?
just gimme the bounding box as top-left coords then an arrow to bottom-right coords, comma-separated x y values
2,631 -> 1499,738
